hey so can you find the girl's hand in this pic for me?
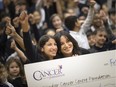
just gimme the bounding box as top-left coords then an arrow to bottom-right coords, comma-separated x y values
10,40 -> 17,50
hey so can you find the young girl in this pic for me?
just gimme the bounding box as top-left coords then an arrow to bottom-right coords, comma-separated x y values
50,14 -> 69,33
5,58 -> 27,87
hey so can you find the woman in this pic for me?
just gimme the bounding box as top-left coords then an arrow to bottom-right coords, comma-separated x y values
21,11 -> 58,63
54,31 -> 81,58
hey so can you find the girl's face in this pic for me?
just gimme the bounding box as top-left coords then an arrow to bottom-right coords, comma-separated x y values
9,62 -> 20,77
52,16 -> 62,29
41,38 -> 57,59
95,31 -> 107,45
60,36 -> 73,57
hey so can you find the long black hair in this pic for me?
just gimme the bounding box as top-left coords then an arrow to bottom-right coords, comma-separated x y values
54,31 -> 81,58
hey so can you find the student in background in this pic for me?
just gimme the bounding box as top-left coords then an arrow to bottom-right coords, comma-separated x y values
0,62 -> 14,87
86,30 -> 96,48
64,0 -> 96,49
50,14 -> 69,33
89,28 -> 116,53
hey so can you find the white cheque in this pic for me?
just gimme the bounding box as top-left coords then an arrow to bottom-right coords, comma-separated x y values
24,50 -> 116,87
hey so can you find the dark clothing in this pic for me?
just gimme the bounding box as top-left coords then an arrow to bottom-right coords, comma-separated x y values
43,2 -> 57,27
80,47 -> 90,55
23,31 -> 57,63
0,31 -> 14,64
89,45 -> 108,53
0,84 -> 9,87
30,24 -> 44,42
8,77 -> 27,87
89,42 -> 116,53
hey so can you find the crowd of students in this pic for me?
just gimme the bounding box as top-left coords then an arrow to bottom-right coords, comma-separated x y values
0,0 -> 116,87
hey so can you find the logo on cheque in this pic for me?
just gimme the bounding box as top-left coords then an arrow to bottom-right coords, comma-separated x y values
33,65 -> 64,81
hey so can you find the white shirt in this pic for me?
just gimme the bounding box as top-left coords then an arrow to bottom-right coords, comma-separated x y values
69,6 -> 95,49
70,30 -> 90,49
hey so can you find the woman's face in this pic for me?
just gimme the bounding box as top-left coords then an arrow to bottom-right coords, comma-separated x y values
9,62 -> 20,77
52,16 -> 62,29
41,38 -> 57,59
60,36 -> 73,57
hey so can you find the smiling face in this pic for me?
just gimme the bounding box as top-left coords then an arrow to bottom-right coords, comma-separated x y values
52,15 -> 62,29
95,31 -> 107,46
60,36 -> 73,57
41,38 -> 58,59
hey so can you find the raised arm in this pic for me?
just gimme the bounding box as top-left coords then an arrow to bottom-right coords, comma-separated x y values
19,11 -> 41,63
5,21 -> 25,51
81,0 -> 96,32
10,40 -> 28,63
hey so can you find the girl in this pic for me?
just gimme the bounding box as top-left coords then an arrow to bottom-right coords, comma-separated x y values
5,58 -> 27,87
50,14 -> 69,33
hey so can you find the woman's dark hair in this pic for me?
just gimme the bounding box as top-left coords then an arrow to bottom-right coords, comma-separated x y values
54,31 -> 80,57
37,35 -> 58,59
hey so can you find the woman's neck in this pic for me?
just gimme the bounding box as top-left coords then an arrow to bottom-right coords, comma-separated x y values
63,53 -> 73,57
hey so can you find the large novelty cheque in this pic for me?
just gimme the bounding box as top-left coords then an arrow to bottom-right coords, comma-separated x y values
24,50 -> 116,87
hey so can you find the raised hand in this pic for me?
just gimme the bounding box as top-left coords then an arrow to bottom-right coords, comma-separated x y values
13,17 -> 20,28
10,39 -> 17,50
5,20 -> 16,37
19,11 -> 30,32
89,0 -> 96,7
28,13 -> 35,24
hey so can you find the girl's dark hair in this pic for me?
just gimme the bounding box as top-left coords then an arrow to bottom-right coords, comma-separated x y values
5,57 -> 24,78
54,31 -> 80,57
37,35 -> 58,59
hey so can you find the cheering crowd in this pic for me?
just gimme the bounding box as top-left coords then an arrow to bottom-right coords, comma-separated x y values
0,0 -> 116,87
